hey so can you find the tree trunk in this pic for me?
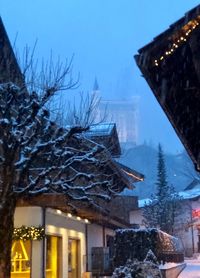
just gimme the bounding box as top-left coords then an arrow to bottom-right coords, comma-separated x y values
0,196 -> 16,278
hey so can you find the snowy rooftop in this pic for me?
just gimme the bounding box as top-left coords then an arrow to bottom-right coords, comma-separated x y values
138,198 -> 151,208
179,188 -> 200,200
84,123 -> 115,137
138,188 -> 200,208
84,122 -> 121,157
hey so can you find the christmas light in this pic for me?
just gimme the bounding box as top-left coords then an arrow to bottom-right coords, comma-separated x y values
122,169 -> 144,181
13,226 -> 45,241
56,209 -> 62,214
154,17 -> 200,67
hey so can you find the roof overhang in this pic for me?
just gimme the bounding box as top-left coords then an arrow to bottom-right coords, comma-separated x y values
17,193 -> 131,229
0,17 -> 24,86
135,5 -> 200,171
115,161 -> 144,188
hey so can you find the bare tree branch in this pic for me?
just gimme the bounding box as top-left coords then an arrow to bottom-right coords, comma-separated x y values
15,43 -> 80,99
52,91 -> 108,127
0,44 -> 118,277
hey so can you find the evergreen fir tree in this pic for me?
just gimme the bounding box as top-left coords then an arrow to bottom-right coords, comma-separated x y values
156,144 -> 169,197
143,144 -> 181,234
144,249 -> 158,265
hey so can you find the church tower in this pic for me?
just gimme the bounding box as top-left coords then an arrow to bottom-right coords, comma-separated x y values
92,77 -> 100,97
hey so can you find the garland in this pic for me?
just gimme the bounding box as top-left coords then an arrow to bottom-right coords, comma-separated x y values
13,225 -> 45,241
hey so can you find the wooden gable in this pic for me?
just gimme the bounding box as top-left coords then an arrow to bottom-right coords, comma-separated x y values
135,5 -> 200,171
0,17 -> 24,86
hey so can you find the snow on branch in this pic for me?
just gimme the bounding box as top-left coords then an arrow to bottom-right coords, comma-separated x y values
0,83 -> 119,208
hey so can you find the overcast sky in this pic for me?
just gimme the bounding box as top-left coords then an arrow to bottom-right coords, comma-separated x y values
1,0 -> 200,154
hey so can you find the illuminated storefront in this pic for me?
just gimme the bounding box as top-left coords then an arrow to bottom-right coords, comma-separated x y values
13,207 -> 86,278
11,235 -> 81,278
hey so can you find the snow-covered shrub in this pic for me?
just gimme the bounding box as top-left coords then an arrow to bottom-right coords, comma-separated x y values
158,230 -> 183,252
112,253 -> 162,278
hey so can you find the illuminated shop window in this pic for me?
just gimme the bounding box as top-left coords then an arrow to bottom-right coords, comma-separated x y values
11,240 -> 31,278
68,238 -> 80,278
46,235 -> 62,278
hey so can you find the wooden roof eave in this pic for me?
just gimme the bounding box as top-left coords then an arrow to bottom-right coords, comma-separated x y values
136,55 -> 199,171
135,6 -> 200,171
17,193 -> 131,229
115,161 -> 144,183
137,4 -> 200,55
109,159 -> 135,190
0,17 -> 25,86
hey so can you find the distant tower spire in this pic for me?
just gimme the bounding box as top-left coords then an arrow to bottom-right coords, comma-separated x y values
93,77 -> 99,92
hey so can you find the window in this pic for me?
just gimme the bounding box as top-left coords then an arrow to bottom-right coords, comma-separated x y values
46,235 -> 62,278
11,240 -> 31,278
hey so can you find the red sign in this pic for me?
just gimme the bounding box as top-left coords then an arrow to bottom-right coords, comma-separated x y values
192,209 -> 200,218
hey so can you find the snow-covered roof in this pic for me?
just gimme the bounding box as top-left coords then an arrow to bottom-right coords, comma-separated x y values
179,188 -> 200,200
84,122 -> 121,157
138,198 -> 151,208
85,123 -> 115,137
138,188 -> 200,208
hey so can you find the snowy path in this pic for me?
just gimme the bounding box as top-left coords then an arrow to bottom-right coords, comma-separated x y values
179,260 -> 200,278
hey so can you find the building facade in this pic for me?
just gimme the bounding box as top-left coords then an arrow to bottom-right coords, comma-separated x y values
98,98 -> 139,145
12,193 -> 140,278
13,207 -> 86,278
130,190 -> 200,257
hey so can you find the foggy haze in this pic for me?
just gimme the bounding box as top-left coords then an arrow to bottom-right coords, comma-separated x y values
1,0 -> 199,153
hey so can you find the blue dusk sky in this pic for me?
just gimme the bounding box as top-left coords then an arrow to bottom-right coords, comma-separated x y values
1,1 -> 199,153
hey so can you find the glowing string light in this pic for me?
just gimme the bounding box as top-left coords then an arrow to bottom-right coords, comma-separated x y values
154,18 -> 200,66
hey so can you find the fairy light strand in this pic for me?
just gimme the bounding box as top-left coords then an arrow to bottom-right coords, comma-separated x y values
13,226 -> 45,241
154,18 -> 200,67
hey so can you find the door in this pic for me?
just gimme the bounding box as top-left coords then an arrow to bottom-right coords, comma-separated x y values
46,235 -> 62,278
68,238 -> 80,278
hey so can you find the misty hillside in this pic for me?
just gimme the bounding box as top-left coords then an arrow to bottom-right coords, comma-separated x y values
119,144 -> 197,198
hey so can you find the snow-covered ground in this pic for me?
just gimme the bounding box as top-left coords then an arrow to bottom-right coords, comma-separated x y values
159,262 -> 184,270
179,259 -> 200,278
